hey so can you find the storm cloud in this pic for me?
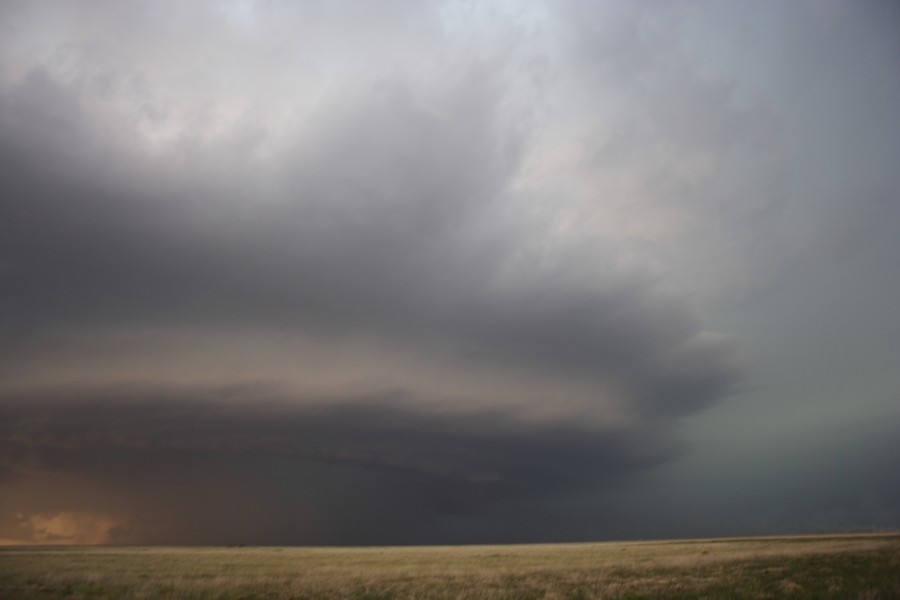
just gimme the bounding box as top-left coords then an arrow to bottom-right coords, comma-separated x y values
1,0 -> 898,544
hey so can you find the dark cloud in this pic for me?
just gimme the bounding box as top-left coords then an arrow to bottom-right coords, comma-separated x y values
0,384 -> 680,544
0,0 -> 746,544
5,0 -> 896,545
0,19 -> 742,413
0,385 -> 669,488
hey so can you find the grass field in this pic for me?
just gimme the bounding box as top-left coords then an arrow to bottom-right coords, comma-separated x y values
1,532 -> 898,599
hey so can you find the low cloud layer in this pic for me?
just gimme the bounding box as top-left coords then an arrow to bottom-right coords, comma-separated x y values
0,384 -> 681,544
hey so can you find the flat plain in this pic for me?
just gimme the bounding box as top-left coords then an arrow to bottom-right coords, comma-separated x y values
1,532 -> 898,599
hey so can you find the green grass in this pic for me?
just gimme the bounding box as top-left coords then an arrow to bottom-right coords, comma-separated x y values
1,532 -> 898,599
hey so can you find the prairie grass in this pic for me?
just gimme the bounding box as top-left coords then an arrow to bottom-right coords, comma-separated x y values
0,532 -> 898,599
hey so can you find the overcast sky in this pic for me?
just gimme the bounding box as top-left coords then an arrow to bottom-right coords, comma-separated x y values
1,0 -> 898,545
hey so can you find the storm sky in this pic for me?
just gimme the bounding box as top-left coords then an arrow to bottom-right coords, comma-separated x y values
1,0 -> 898,545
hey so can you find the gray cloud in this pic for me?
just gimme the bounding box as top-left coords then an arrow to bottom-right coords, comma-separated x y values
0,3 -> 742,416
2,0 -> 896,544
0,383 -> 680,544
0,0 -> 742,541
0,385 -> 673,491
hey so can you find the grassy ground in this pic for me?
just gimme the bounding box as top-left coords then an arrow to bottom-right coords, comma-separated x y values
0,532 -> 898,599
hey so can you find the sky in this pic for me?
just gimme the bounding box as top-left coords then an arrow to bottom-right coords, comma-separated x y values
0,0 -> 898,546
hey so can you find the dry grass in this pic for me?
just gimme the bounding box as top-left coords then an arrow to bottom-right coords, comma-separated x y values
1,532 -> 898,599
